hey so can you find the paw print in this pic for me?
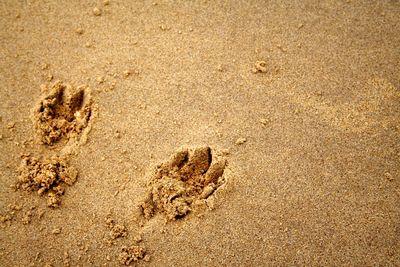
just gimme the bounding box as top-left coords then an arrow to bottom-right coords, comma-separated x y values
141,146 -> 227,221
33,81 -> 92,145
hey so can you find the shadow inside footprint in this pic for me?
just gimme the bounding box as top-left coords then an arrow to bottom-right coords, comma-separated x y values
141,146 -> 227,221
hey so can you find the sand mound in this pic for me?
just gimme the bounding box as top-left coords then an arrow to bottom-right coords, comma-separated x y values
33,81 -> 92,145
15,155 -> 78,208
141,146 -> 227,221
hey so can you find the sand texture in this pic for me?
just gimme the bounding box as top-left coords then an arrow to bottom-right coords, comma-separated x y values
0,0 -> 399,266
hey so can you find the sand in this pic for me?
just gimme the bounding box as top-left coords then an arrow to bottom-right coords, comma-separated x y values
0,0 -> 399,266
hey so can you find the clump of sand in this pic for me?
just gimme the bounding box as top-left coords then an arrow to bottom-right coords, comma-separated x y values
105,216 -> 128,240
15,155 -> 78,208
33,81 -> 92,145
118,245 -> 149,265
140,146 -> 227,221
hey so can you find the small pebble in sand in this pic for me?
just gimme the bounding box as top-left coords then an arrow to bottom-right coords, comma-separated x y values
52,228 -> 61,235
93,7 -> 102,16
123,70 -> 131,77
260,118 -> 270,126
7,122 -> 15,129
41,63 -> 49,70
76,28 -> 84,35
103,0 -> 110,5
22,210 -> 33,225
96,76 -> 105,84
252,61 -> 267,73
133,233 -> 142,243
47,74 -> 53,81
235,137 -> 247,145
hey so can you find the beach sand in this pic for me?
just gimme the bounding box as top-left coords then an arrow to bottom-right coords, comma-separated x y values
0,0 -> 399,266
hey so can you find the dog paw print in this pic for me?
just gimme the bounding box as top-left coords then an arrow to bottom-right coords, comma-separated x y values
33,81 -> 92,145
140,146 -> 227,221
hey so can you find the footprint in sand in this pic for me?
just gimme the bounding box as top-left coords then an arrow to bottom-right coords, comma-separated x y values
141,146 -> 228,221
33,80 -> 93,146
14,81 -> 93,208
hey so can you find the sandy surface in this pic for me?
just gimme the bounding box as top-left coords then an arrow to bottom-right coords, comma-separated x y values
1,0 -> 399,266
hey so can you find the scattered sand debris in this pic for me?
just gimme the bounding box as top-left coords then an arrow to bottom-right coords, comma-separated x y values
21,207 -> 35,225
252,60 -> 268,73
1,204 -> 22,225
140,146 -> 227,221
15,155 -> 78,208
235,137 -> 247,145
93,7 -> 102,16
105,216 -> 128,240
32,81 -> 92,145
118,245 -> 148,265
